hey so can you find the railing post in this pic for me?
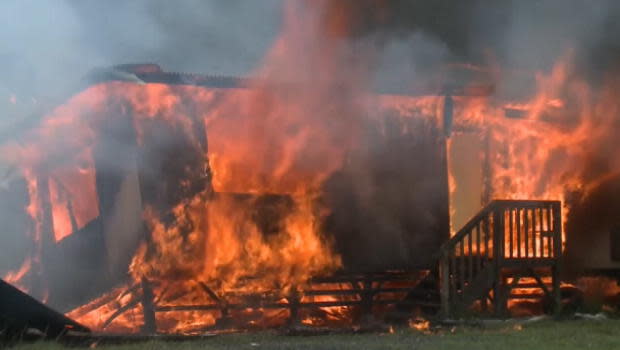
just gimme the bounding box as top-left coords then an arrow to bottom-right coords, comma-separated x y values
492,204 -> 506,317
439,255 -> 450,318
443,200 -> 561,319
551,202 -> 562,315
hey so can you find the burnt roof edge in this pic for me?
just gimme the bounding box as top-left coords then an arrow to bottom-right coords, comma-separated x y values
85,63 -> 495,97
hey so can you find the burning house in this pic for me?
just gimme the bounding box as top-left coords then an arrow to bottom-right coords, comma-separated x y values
1,0 -> 620,339
2,62 -> 455,332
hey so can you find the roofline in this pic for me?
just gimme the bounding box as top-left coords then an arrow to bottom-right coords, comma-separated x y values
86,63 -> 495,98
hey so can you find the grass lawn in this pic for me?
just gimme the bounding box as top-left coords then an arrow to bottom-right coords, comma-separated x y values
12,319 -> 620,350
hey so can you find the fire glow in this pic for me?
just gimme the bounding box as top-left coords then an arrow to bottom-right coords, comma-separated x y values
2,0 -> 620,334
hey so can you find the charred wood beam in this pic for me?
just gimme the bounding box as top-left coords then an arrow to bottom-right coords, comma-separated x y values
507,294 -> 546,300
309,272 -> 423,284
89,64 -> 495,98
188,287 -> 415,300
287,288 -> 300,326
302,288 -> 411,296
102,298 -> 140,330
140,278 -> 157,334
155,288 -> 190,305
359,277 -> 374,319
528,268 -> 552,299
198,282 -> 231,324
155,299 -> 421,313
226,271 -> 421,284
511,283 -> 552,289
69,284 -> 139,319
98,272 -> 442,328
198,282 -> 223,305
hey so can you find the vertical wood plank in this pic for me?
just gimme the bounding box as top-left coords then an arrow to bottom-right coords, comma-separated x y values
546,204 -> 553,257
141,277 -> 157,334
524,209 -> 530,258
484,216 -> 491,260
532,208 -> 538,258
516,208 -> 522,258
459,241 -> 466,290
440,255 -> 450,317
450,251 -> 457,302
552,201 -> 562,314
553,202 -> 562,258
539,207 -> 544,257
468,233 -> 473,284
476,224 -> 482,270
492,207 -> 505,317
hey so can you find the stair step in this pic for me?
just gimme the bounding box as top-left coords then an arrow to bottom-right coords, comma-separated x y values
405,288 -> 440,296
397,300 -> 441,307
508,294 -> 545,300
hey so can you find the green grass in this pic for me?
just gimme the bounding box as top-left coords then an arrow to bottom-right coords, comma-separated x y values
12,320 -> 620,350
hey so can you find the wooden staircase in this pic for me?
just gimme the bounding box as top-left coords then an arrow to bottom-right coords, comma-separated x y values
438,200 -> 563,317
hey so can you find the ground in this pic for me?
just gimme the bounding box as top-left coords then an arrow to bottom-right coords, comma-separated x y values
12,319 -> 620,350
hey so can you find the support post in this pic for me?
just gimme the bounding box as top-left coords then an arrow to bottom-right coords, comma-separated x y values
492,206 -> 506,317
480,295 -> 488,313
438,94 -> 454,245
359,276 -> 375,325
481,130 -> 493,206
439,255 -> 450,318
287,287 -> 300,327
140,277 -> 157,334
552,202 -> 562,316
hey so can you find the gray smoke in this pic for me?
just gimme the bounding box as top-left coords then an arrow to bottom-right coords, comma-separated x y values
0,0 -> 283,109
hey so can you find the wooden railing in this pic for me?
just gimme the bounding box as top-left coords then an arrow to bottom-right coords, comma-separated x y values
439,200 -> 562,316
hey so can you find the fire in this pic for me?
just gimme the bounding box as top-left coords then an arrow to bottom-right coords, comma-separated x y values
3,259 -> 31,290
130,192 -> 341,293
1,167 -> 44,293
408,317 -> 430,333
51,0 -> 374,332
451,54 -> 620,254
120,0 -> 371,327
576,277 -> 620,309
3,0 -> 620,335
67,285 -> 146,334
299,282 -> 358,327
48,149 -> 99,242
